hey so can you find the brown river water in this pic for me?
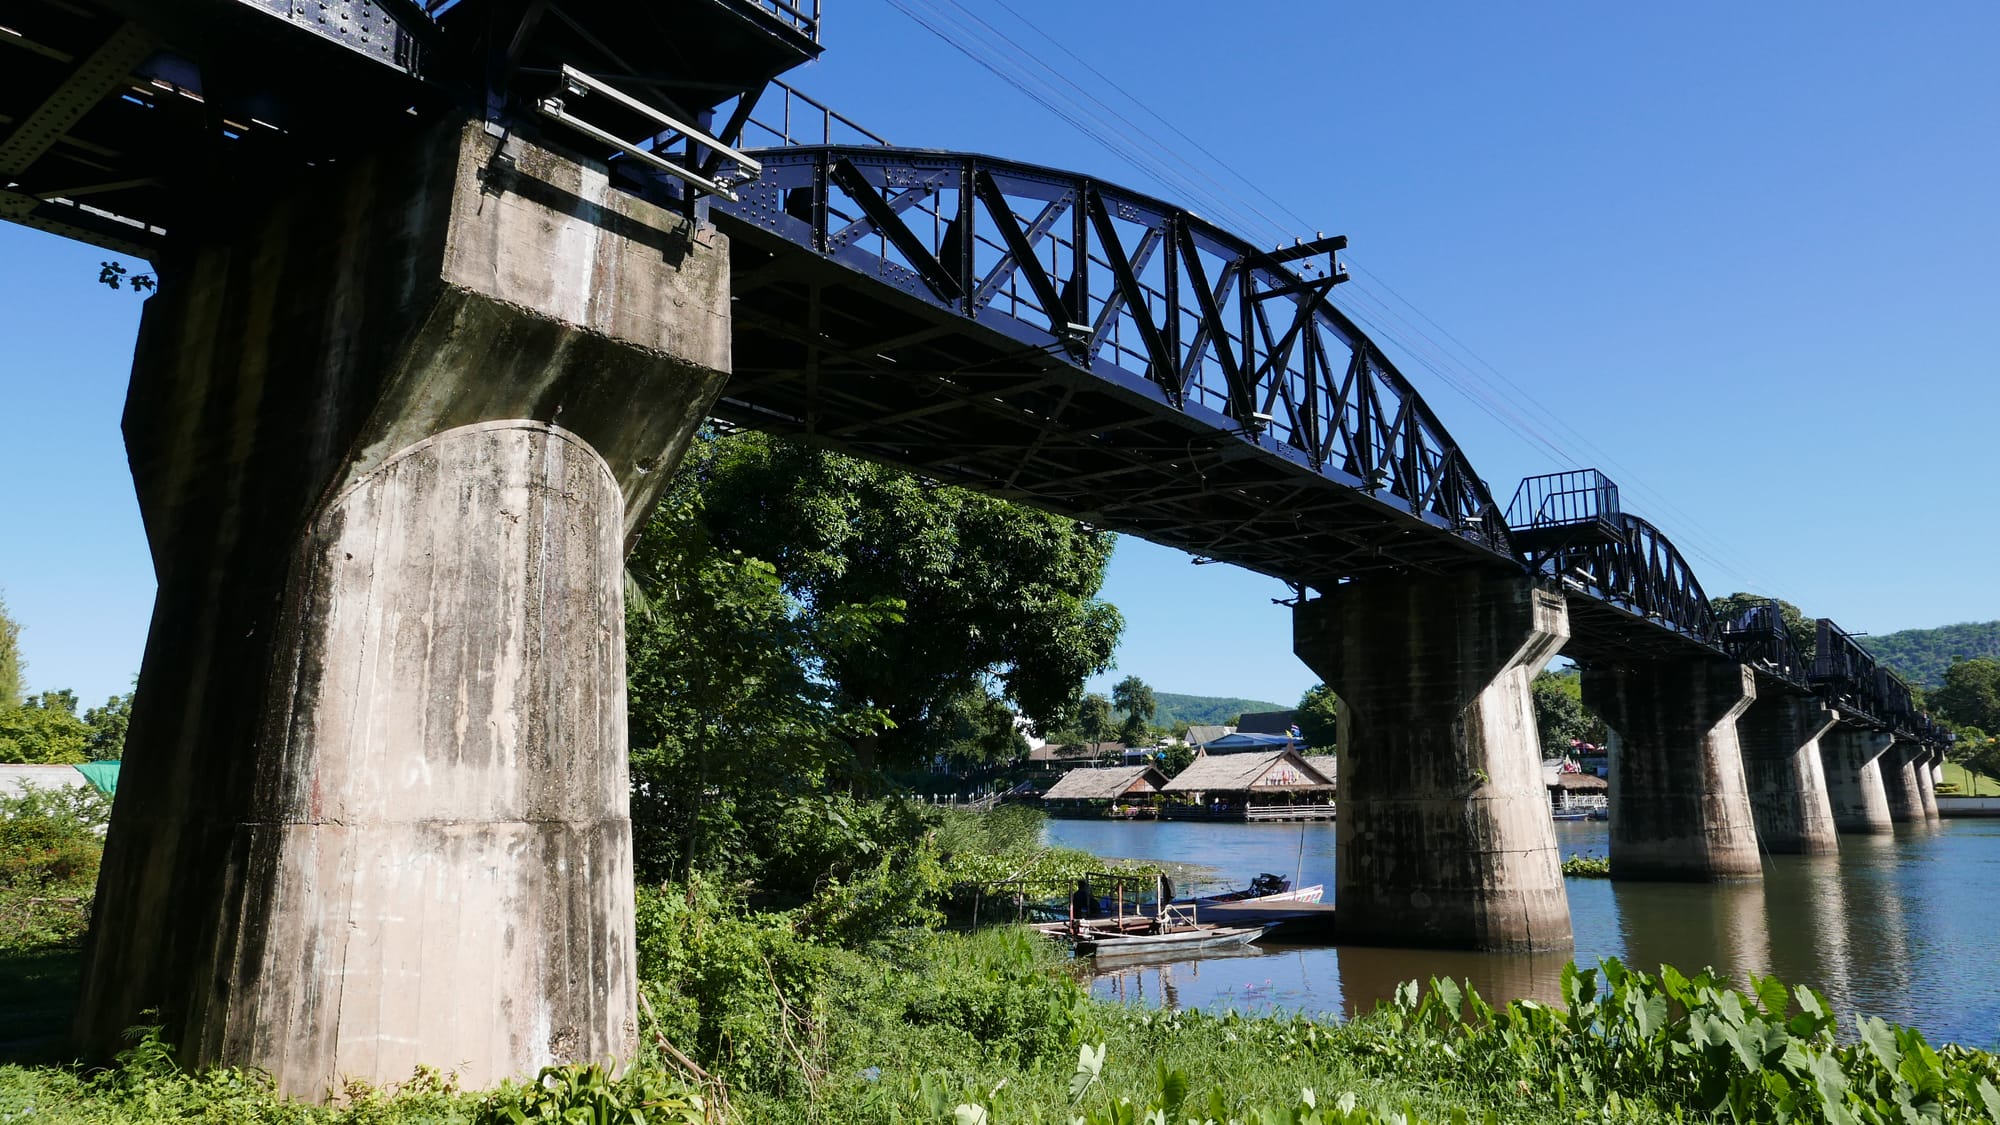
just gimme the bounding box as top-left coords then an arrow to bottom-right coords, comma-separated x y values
1043,817 -> 2000,1048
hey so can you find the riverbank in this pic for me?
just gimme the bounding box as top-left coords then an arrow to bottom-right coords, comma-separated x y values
1048,816 -> 2000,1049
6,799 -> 2000,1122
6,911 -> 2000,1123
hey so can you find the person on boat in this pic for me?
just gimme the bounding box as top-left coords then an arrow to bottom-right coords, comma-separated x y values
1071,879 -> 1095,922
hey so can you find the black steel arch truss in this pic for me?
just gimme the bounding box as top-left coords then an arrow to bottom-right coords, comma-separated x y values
1720,599 -> 1811,690
711,145 -> 1513,567
1812,618 -> 1944,743
1535,513 -> 1718,660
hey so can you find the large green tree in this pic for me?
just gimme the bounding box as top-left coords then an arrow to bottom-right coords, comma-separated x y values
1112,675 -> 1156,746
83,689 -> 135,760
932,687 -> 1031,767
0,589 -> 22,710
1531,668 -> 1605,759
1296,684 -> 1339,750
0,690 -> 92,764
623,460 -> 897,880
1077,693 -> 1116,744
690,431 -> 1122,772
1933,657 -> 2000,733
1710,593 -> 1815,658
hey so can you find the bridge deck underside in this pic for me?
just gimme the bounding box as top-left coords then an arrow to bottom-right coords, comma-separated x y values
716,225 -> 1512,589
1560,594 -> 1725,664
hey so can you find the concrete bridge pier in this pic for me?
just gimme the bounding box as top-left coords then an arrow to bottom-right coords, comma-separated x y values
1879,741 -> 1930,825
1294,570 -> 1572,952
1735,695 -> 1840,855
1819,726 -> 1895,834
1915,748 -> 1941,821
74,118 -> 731,1097
1582,659 -> 1761,880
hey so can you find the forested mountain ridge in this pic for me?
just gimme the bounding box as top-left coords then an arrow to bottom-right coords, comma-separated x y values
1149,691 -> 1288,728
1864,621 -> 2000,687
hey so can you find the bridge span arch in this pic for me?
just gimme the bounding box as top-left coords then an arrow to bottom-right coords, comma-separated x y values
709,145 -> 1514,587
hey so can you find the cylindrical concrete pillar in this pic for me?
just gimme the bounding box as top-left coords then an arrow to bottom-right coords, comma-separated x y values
1583,659 -> 1761,881
1819,727 -> 1894,834
75,118 -> 731,1098
1915,749 -> 1941,820
1881,741 -> 1928,824
1295,571 -> 1572,952
1737,696 -> 1839,856
221,422 -> 637,1090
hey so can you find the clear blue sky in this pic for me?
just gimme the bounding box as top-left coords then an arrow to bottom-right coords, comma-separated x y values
2,0 -> 1995,711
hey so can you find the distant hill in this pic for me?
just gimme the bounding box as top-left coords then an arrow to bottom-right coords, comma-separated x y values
1863,621 -> 2000,687
1149,691 -> 1290,729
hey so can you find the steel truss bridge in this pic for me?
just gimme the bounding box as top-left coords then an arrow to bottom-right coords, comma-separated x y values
0,0 -> 1945,746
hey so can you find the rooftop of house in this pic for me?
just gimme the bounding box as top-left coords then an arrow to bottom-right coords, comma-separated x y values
1161,748 -> 1333,793
1234,709 -> 1299,736
1041,764 -> 1167,801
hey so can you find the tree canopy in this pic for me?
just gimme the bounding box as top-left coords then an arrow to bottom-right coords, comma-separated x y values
0,690 -> 93,765
1076,693 -> 1115,744
1865,621 -> 2000,688
683,431 -> 1122,772
1709,593 -> 1815,658
0,590 -> 21,711
619,429 -> 1124,876
1531,668 -> 1605,759
1112,676 -> 1156,746
1296,683 -> 1339,750
1932,658 -> 2000,734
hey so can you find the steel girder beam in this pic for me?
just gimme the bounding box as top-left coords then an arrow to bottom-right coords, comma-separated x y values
710,145 -> 1515,578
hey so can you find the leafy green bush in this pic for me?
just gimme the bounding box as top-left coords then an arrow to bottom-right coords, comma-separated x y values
1359,959 -> 2000,1124
633,880 -> 1097,1111
1560,855 -> 1610,879
0,1021 -> 476,1122
0,783 -> 111,952
475,1063 -> 707,1124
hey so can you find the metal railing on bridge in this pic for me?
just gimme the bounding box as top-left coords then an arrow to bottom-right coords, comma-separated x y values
1720,599 -> 1812,688
705,144 -> 1516,583
1506,470 -> 1717,657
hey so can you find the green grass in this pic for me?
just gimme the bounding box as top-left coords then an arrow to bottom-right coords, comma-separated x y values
1938,761 -> 2000,797
4,796 -> 1998,1123
0,945 -> 80,1062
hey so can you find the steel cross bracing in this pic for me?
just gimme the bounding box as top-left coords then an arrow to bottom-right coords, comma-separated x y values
1506,470 -> 1728,664
707,145 -> 1516,588
1720,600 -> 1812,689
1811,618 -> 1943,741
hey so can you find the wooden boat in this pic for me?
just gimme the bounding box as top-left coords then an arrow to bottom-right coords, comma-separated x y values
1031,889 -> 1271,958
1076,923 -> 1267,958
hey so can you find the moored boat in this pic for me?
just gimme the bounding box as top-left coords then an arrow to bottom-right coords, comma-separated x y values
1180,872 -> 1324,907
1075,923 -> 1267,957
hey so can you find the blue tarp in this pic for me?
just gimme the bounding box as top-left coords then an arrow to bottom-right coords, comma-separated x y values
1201,732 -> 1302,754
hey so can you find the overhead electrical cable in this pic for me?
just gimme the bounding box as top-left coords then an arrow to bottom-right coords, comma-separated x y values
880,0 -> 1776,595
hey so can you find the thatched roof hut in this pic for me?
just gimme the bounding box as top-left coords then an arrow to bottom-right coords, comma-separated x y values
1161,749 -> 1333,796
1303,755 -> 1339,786
1043,764 -> 1165,801
1160,749 -> 1334,821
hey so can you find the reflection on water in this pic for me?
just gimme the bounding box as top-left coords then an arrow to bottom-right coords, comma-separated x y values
1043,816 -> 2000,1048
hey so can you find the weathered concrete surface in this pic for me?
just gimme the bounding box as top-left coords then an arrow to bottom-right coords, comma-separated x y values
1880,741 -> 1929,825
1916,749 -> 1941,821
1295,571 -> 1572,952
76,116 -> 730,1098
1583,660 -> 1760,881
1819,727 -> 1895,835
1736,695 -> 1840,856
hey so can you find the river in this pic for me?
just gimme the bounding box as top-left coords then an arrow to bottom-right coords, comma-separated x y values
1043,817 -> 2000,1048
